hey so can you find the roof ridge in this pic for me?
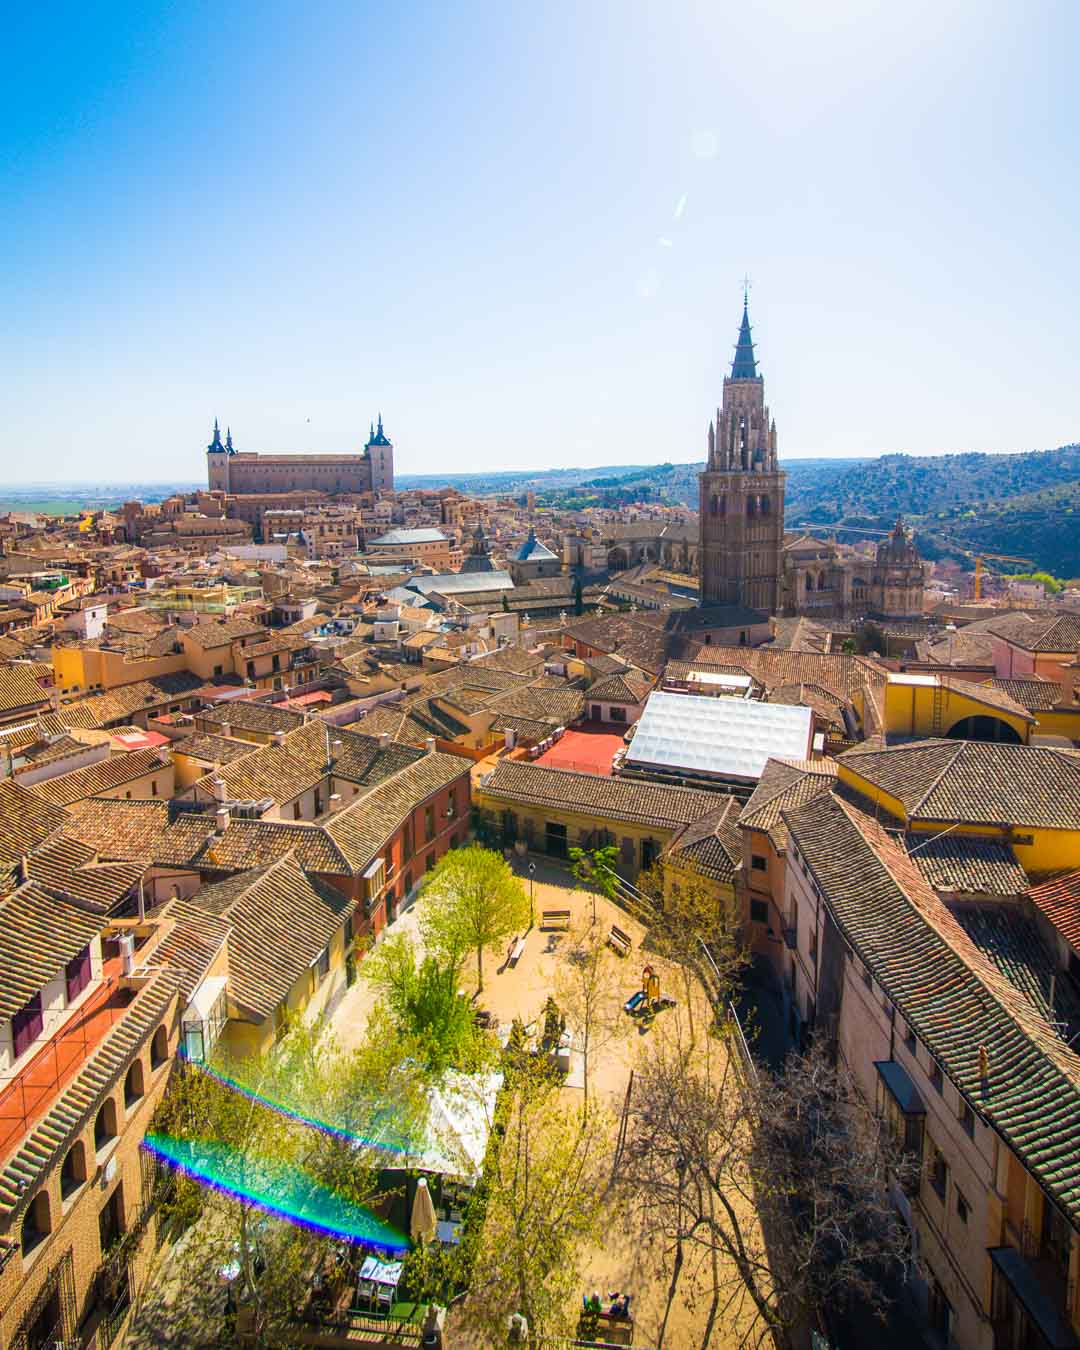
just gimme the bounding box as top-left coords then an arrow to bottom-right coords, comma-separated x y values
909,739 -> 967,815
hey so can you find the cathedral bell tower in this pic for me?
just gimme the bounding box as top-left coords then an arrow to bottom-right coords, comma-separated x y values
698,296 -> 785,613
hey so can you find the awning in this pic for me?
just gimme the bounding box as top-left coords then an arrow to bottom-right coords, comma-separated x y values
874,1060 -> 926,1115
989,1246 -> 1080,1349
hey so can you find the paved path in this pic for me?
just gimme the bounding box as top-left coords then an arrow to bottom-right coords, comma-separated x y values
327,896 -> 428,1050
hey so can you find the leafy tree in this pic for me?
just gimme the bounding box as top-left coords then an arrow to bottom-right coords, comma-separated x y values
568,843 -> 621,926
130,1022 -> 429,1347
461,1075 -> 612,1341
573,574 -> 584,615
422,844 -> 530,993
618,1033 -> 914,1350
360,931 -> 484,1071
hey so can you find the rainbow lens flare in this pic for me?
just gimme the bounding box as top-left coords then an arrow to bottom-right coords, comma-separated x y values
179,1054 -> 414,1156
144,1133 -> 409,1252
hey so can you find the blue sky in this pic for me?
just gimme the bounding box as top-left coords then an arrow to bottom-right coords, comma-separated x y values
2,0 -> 1076,483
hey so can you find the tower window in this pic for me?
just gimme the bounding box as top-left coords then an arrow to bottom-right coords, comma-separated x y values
746,497 -> 756,517
760,495 -> 770,515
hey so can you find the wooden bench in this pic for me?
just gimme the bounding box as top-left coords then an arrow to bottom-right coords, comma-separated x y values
509,935 -> 527,967
541,910 -> 571,931
608,925 -> 632,957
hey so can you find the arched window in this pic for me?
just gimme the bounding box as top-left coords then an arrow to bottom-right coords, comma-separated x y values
94,1099 -> 118,1153
124,1061 -> 145,1108
760,495 -> 770,515
710,494 -> 719,516
21,1191 -> 51,1256
746,496 -> 757,517
806,573 -> 814,594
818,574 -> 828,591
151,1026 -> 169,1070
61,1141 -> 87,1200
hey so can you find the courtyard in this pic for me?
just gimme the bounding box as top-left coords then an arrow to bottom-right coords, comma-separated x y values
329,856 -> 766,1350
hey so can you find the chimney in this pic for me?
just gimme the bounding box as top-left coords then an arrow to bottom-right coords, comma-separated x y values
378,732 -> 391,748
272,729 -> 286,746
215,807 -> 230,834
978,1044 -> 990,1082
210,775 -> 227,803
425,737 -> 436,754
219,720 -> 232,739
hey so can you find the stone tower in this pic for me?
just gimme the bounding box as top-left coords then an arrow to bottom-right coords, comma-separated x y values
698,297 -> 785,612
206,418 -> 233,493
872,517 -> 924,618
365,414 -> 395,494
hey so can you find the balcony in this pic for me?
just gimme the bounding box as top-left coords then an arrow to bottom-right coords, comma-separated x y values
989,1246 -> 1079,1350
0,968 -> 136,1161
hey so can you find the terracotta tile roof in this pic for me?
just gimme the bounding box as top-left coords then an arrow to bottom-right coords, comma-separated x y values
153,814 -> 353,876
28,746 -> 171,808
25,837 -> 142,912
54,672 -> 204,729
0,780 -> 69,885
0,712 -> 69,752
62,798 -> 172,861
154,900 -> 231,1003
1002,613 -> 1080,654
0,666 -> 50,717
484,685 -> 585,727
563,614 -> 671,676
839,740 -> 1080,830
197,701 -> 305,736
585,671 -> 654,704
987,678 -> 1065,713
784,792 -> 1080,1228
469,648 -> 547,676
937,675 -> 1035,723
191,855 -> 352,1020
737,756 -> 839,850
182,617 -> 266,649
172,733 -> 257,766
200,721 -> 422,806
905,835 -> 1028,896
324,751 -> 469,871
479,759 -> 721,831
0,881 -> 105,1018
665,797 -> 743,882
1026,872 -> 1080,956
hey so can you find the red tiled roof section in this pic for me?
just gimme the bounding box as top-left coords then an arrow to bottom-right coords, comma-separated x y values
1027,872 -> 1080,956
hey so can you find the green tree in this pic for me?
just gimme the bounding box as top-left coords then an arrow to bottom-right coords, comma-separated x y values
361,931 -> 486,1071
131,1023 -> 429,1347
573,574 -> 584,615
422,844 -> 530,993
568,843 -> 621,926
461,1076 -> 612,1340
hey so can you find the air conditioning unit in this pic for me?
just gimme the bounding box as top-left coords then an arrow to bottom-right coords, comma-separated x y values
118,933 -> 136,975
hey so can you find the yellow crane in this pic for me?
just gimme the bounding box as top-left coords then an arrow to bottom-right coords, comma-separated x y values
795,520 -> 1035,601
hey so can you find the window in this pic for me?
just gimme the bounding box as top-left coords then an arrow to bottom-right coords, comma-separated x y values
315,948 -> 330,982
750,899 -> 769,924
424,805 -> 434,842
213,663 -> 224,677
929,1061 -> 944,1094
927,1137 -> 948,1201
610,705 -> 627,722
151,779 -> 158,797
751,854 -> 767,872
904,1026 -> 917,1056
61,1142 -> 87,1200
150,1025 -> 168,1070
293,802 -> 303,820
94,1099 -> 118,1152
959,1100 -> 975,1138
124,1061 -> 145,1109
956,1189 -> 969,1224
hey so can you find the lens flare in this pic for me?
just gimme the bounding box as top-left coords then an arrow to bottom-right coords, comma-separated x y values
143,1133 -> 410,1252
182,1053 -> 412,1155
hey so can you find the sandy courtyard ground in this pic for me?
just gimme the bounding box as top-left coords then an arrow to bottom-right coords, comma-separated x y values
334,857 -> 766,1349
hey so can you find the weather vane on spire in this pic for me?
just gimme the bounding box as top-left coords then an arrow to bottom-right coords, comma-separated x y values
741,274 -> 752,306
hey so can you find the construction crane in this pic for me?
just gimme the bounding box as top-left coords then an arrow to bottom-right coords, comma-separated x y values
795,518 -> 1036,601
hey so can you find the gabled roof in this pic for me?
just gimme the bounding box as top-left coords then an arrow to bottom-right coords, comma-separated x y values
0,780 -> 69,886
514,529 -> 558,562
28,747 -> 171,808
192,855 -> 352,1020
1026,872 -> 1080,956
0,882 -> 105,1019
839,740 -> 1080,830
737,756 -> 838,850
62,797 -> 173,862
586,670 -> 654,704
784,792 -> 1080,1228
665,797 -> 743,882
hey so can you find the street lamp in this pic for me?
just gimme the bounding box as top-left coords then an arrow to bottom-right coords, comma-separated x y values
527,862 -> 536,930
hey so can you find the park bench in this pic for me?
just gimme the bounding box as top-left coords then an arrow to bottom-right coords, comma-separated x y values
608,925 -> 632,957
509,935 -> 527,967
541,909 -> 571,931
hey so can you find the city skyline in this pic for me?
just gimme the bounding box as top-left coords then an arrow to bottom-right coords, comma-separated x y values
3,1 -> 1076,484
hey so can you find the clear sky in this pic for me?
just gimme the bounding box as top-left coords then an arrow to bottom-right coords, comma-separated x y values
2,1 -> 1076,484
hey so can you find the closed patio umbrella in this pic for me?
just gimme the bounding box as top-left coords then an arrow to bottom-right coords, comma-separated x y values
410,1176 -> 437,1245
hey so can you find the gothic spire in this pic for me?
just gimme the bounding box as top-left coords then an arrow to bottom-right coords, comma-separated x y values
207,418 -> 224,453
225,425 -> 234,453
730,297 -> 758,379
